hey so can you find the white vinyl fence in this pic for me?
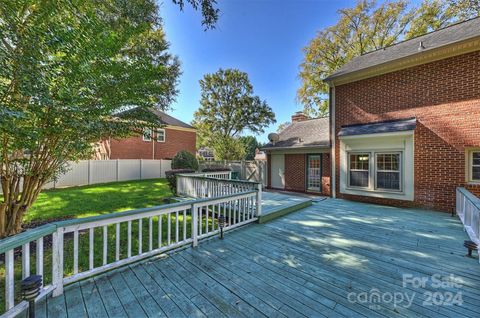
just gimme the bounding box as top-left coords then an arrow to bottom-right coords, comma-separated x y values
199,160 -> 267,186
44,159 -> 172,189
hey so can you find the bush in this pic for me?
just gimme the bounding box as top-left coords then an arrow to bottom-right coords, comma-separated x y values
201,167 -> 231,172
165,169 -> 195,194
172,150 -> 199,171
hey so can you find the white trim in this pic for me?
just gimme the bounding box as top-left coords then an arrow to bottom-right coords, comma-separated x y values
339,130 -> 413,140
340,133 -> 414,201
156,128 -> 166,143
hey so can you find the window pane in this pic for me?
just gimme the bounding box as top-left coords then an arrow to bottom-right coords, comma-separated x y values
350,171 -> 369,187
473,152 -> 480,166
377,172 -> 400,190
473,166 -> 480,180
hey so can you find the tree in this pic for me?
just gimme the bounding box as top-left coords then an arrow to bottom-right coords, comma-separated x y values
298,0 -> 479,116
212,135 -> 246,161
193,68 -> 276,150
0,0 -> 217,237
277,122 -> 291,133
239,136 -> 264,160
172,0 -> 219,30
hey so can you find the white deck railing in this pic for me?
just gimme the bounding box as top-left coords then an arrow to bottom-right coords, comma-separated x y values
0,189 -> 260,317
456,187 -> 480,262
177,173 -> 260,197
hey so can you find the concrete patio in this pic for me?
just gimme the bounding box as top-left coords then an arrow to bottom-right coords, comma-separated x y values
35,199 -> 480,317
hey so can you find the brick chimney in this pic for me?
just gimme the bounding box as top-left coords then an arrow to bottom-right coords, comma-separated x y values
291,111 -> 308,123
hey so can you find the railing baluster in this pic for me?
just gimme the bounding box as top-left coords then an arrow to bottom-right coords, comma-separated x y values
127,221 -> 132,258
183,209 -> 187,241
167,212 -> 171,245
73,230 -> 79,274
103,226 -> 108,265
138,219 -> 142,254
22,243 -> 30,279
158,215 -> 162,248
175,211 -> 179,243
5,249 -> 14,310
116,223 -> 120,261
36,237 -> 44,280
89,228 -> 94,270
149,217 -> 153,251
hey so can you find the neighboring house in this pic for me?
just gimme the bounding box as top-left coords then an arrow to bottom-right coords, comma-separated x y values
263,112 -> 330,196
97,109 -> 196,160
324,17 -> 480,212
254,148 -> 267,161
197,146 -> 215,161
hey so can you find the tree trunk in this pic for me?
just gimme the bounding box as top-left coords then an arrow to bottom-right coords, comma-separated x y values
0,175 -> 44,238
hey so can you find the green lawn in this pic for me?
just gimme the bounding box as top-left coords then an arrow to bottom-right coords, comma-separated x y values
26,178 -> 173,223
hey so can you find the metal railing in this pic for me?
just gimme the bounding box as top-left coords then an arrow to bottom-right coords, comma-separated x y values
0,189 -> 260,317
456,187 -> 480,263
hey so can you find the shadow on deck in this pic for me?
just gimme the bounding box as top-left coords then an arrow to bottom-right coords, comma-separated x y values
36,199 -> 480,318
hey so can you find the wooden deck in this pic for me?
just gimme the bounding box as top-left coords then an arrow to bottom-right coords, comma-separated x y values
35,199 -> 480,317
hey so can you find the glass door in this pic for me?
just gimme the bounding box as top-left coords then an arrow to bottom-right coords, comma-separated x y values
307,155 -> 321,192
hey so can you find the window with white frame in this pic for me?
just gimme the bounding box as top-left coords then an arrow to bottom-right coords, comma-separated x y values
156,129 -> 165,142
143,128 -> 152,141
375,153 -> 401,191
470,150 -> 480,182
348,153 -> 370,188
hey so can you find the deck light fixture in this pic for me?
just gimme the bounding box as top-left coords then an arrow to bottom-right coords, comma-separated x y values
21,275 -> 42,318
464,240 -> 478,258
219,215 -> 226,239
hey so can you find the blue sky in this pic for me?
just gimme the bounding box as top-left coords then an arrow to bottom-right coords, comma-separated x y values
160,0 -> 354,143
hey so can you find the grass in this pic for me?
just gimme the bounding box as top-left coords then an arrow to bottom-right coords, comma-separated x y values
25,178 -> 173,223
1,178 -> 187,313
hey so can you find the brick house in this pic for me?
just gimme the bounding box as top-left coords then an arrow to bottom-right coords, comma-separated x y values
324,17 -> 480,212
263,112 -> 331,196
97,109 -> 196,160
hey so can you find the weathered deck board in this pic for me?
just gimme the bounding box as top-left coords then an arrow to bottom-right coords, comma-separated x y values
37,198 -> 480,317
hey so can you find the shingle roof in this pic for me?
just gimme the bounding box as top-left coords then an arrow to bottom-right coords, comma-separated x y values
324,17 -> 480,82
149,109 -> 194,129
263,117 -> 330,150
338,118 -> 416,137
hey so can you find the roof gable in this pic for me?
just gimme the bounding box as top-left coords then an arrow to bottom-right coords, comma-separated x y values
324,17 -> 480,84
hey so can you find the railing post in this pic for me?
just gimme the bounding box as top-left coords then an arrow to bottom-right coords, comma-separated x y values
192,203 -> 198,247
52,227 -> 64,297
256,183 -> 262,217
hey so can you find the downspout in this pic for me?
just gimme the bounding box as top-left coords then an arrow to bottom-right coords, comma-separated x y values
329,83 -> 336,198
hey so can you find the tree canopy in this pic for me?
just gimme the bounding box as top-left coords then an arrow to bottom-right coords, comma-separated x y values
0,0 -> 218,237
193,68 -> 275,160
297,0 -> 480,116
239,136 -> 264,160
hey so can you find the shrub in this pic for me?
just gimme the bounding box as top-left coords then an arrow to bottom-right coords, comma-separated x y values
165,169 -> 195,194
172,150 -> 199,171
201,167 -> 231,172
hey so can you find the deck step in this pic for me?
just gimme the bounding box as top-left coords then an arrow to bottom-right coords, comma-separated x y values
258,197 -> 312,223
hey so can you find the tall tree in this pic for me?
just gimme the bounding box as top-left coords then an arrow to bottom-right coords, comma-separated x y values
239,136 -> 264,160
297,0 -> 479,116
0,0 -> 217,237
193,68 -> 276,155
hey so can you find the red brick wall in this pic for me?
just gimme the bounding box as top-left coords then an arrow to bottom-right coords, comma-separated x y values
334,50 -> 480,212
109,128 -> 196,160
321,153 -> 331,196
284,154 -> 306,192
